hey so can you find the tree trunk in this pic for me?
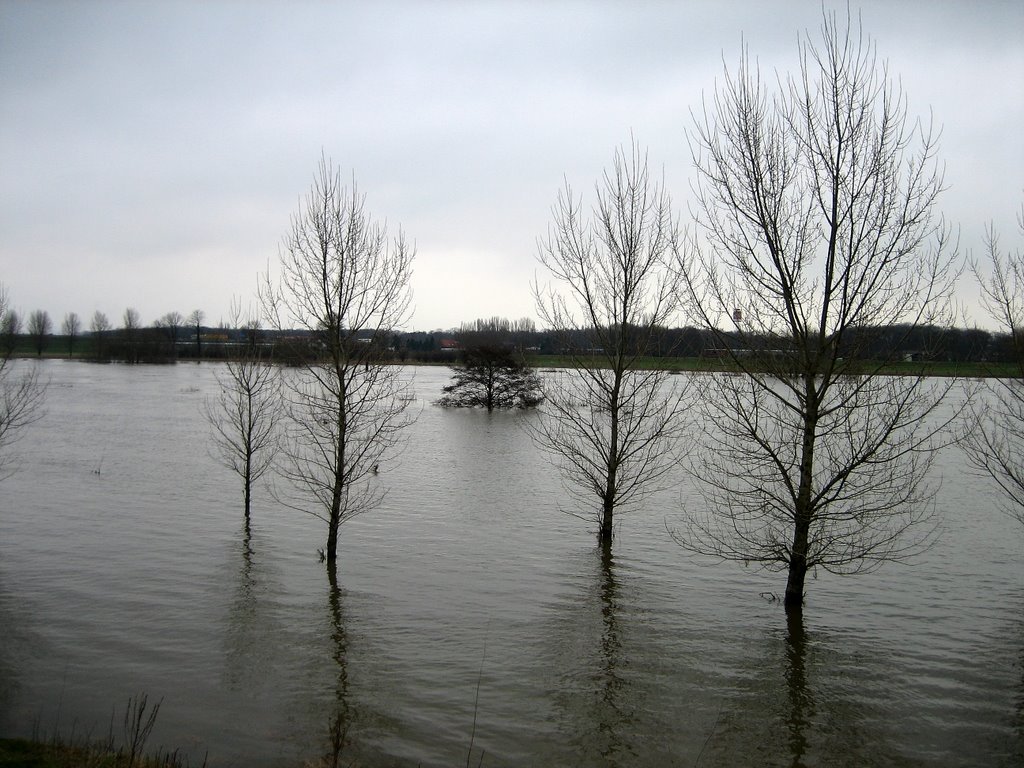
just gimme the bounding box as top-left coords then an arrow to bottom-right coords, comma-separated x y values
784,605 -> 809,760
327,515 -> 340,564
327,371 -> 348,566
485,365 -> 496,411
786,380 -> 818,610
327,460 -> 344,564
327,487 -> 341,565
243,450 -> 252,522
784,521 -> 810,609
598,375 -> 622,545
599,495 -> 614,544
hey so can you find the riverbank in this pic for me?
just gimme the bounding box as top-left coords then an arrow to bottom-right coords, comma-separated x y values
0,737 -> 199,768
0,736 -> 366,768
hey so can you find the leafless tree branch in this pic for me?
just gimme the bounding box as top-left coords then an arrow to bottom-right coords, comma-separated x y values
670,9 -> 958,609
532,138 -> 691,543
963,203 -> 1024,521
260,155 -> 415,565
0,284 -> 46,480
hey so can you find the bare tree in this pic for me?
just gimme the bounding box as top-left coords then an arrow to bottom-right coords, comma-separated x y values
963,205 -> 1024,521
532,140 -> 689,544
240,314 -> 262,354
671,10 -> 959,610
205,301 -> 280,523
187,309 -> 204,358
27,310 -> 51,356
0,285 -> 45,479
90,310 -> 111,359
90,311 -> 110,334
260,155 -> 415,567
62,312 -> 81,357
456,316 -> 540,354
1,308 -> 21,356
122,307 -> 141,330
155,311 -> 184,357
122,307 -> 142,364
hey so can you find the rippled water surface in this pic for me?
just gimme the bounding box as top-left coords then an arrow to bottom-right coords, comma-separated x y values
0,361 -> 1021,767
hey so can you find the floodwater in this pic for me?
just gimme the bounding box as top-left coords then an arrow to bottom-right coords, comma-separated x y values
0,360 -> 1020,767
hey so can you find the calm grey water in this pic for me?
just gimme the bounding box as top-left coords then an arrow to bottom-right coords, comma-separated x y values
0,360 -> 1021,767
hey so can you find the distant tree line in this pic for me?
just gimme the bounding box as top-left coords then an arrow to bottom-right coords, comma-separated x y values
0,308 -> 1016,366
401,322 -> 1013,365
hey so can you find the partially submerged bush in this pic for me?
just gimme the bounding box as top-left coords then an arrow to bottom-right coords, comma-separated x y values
437,345 -> 543,411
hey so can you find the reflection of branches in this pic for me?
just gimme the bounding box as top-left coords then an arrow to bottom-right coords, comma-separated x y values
592,542 -> 634,765
0,571 -> 34,726
323,568 -> 351,767
223,521 -> 276,693
784,611 -> 812,768
1016,642 -> 1024,762
553,544 -> 635,767
597,542 -> 625,728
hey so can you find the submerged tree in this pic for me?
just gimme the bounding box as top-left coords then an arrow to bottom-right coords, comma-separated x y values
437,344 -> 542,410
261,155 -> 415,567
963,205 -> 1024,522
532,139 -> 689,544
205,302 -> 280,522
0,285 -> 45,479
671,10 -> 959,610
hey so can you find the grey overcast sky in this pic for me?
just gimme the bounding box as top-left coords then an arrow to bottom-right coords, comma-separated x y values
1,1 -> 1022,332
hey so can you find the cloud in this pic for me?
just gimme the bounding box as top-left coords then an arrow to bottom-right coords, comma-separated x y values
1,0 -> 1021,329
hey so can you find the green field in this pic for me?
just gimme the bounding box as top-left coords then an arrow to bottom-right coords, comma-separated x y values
526,354 -> 1018,379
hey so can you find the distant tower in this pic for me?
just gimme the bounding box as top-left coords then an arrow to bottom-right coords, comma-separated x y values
732,307 -> 743,324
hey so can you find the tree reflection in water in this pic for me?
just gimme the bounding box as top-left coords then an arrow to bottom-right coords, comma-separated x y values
547,542 -> 639,767
595,541 -> 630,763
224,520 -> 282,692
783,610 -> 811,768
323,564 -> 351,768
1014,609 -> 1024,766
696,610 -> 905,768
0,571 -> 35,731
